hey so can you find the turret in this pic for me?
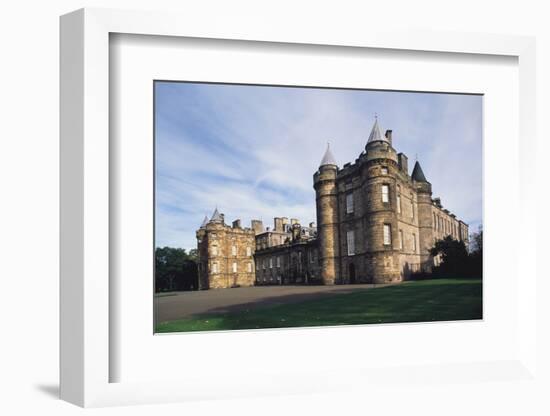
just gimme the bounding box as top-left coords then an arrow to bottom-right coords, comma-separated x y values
366,116 -> 389,147
411,161 -> 434,272
313,143 -> 340,284
196,215 -> 210,289
362,116 -> 401,283
210,207 -> 224,224
365,116 -> 398,164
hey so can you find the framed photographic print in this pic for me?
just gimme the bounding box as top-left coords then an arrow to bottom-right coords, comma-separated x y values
60,8 -> 538,408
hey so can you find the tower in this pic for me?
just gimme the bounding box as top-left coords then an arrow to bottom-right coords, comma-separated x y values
411,161 -> 434,272
313,143 -> 340,284
363,117 -> 402,283
196,208 -> 256,289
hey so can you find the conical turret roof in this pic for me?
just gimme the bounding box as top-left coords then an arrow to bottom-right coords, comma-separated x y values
411,161 -> 428,183
200,215 -> 209,228
367,116 -> 390,145
319,143 -> 338,167
210,207 -> 223,222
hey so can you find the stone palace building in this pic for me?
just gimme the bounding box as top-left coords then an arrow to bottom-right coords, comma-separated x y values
196,118 -> 469,289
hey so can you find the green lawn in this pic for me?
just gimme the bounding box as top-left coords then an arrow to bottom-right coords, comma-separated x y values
155,278 -> 482,333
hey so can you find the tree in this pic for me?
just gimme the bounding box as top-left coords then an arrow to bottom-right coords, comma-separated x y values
430,236 -> 469,277
429,227 -> 483,279
468,227 -> 483,278
470,227 -> 483,255
155,247 -> 199,292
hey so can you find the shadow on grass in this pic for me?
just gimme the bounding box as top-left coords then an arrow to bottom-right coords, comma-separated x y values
156,278 -> 482,333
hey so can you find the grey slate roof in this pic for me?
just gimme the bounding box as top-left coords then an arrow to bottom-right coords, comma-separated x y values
367,117 -> 390,144
319,143 -> 338,167
411,161 -> 428,182
200,215 -> 209,228
210,207 -> 223,222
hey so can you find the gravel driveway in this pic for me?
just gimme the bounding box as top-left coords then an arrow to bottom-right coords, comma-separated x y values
155,284 -> 388,322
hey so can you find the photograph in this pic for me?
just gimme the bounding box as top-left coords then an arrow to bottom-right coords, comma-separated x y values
153,81 -> 483,333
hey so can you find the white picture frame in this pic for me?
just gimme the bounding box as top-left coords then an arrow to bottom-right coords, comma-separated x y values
60,8 -> 538,408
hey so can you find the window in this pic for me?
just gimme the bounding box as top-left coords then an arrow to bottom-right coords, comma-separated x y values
412,233 -> 417,253
381,185 -> 389,203
399,230 -> 403,250
247,262 -> 252,273
433,213 -> 437,230
263,259 -> 266,270
347,230 -> 355,255
410,197 -> 415,219
246,246 -> 251,256
232,262 -> 237,273
256,261 -> 259,271
231,245 -> 236,256
212,246 -> 218,256
269,257 -> 273,268
212,262 -> 218,273
381,166 -> 388,175
346,193 -> 354,214
383,224 -> 392,246
276,256 -> 281,268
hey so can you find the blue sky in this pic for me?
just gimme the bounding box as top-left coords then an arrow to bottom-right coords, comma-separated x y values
155,82 -> 483,251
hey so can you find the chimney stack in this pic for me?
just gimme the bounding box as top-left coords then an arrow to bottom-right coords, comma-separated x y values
385,129 -> 393,145
232,219 -> 241,229
251,220 -> 264,234
398,152 -> 408,174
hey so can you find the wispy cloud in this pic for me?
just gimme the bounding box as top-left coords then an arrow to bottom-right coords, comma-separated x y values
155,82 -> 483,250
